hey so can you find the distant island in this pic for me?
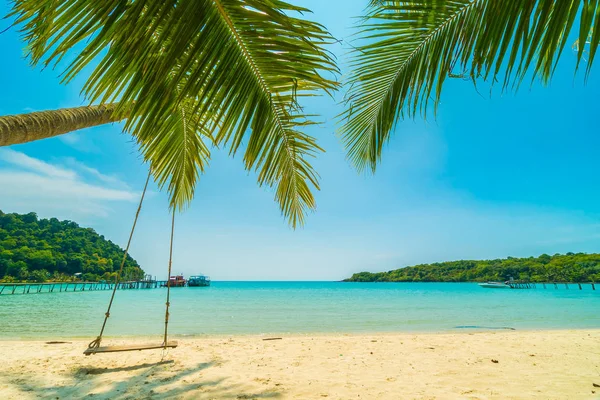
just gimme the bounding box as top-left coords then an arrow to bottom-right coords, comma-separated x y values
345,253 -> 600,283
0,211 -> 144,283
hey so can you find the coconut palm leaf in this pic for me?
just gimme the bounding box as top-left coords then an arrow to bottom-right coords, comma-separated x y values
10,0 -> 338,226
340,0 -> 600,172
138,100 -> 213,210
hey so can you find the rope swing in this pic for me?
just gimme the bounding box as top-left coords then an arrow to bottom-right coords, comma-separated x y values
84,170 -> 178,355
163,209 -> 176,347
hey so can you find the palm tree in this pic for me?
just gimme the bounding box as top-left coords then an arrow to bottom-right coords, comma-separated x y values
0,104 -> 122,147
340,0 -> 600,172
6,0 -> 339,227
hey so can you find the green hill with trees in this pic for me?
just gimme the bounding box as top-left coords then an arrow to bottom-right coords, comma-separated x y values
345,253 -> 600,283
0,211 -> 144,283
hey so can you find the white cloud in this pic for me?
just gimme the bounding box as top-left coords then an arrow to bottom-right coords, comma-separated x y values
0,150 -> 138,219
63,157 -> 131,189
58,131 -> 102,153
58,133 -> 80,146
0,148 -> 77,180
0,171 -> 136,201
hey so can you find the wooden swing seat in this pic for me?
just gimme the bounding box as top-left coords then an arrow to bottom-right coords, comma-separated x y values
83,341 -> 178,356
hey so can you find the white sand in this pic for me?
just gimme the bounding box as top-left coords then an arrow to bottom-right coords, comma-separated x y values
0,330 -> 599,399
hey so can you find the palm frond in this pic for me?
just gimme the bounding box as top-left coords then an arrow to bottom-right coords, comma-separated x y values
10,0 -> 339,227
340,0 -> 600,172
138,100 -> 213,211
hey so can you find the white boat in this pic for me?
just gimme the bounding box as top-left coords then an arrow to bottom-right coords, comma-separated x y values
478,281 -> 511,289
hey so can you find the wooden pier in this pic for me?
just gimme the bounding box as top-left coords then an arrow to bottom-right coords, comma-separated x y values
507,280 -> 596,290
0,279 -> 168,295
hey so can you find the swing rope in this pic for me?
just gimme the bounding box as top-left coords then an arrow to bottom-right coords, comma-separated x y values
163,209 -> 176,347
87,170 -> 152,352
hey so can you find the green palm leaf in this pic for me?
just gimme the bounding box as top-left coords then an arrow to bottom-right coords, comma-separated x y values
340,0 -> 600,172
10,0 -> 338,226
138,101 -> 213,210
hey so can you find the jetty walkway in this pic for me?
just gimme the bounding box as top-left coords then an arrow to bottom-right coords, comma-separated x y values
0,279 -> 167,295
507,281 -> 596,290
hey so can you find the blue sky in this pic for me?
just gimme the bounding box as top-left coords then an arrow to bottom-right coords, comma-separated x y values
1,1 -> 599,280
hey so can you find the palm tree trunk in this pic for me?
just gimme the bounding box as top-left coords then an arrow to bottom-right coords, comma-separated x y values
0,103 -> 124,147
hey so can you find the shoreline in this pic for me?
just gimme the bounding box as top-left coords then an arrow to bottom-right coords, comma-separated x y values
0,326 -> 598,342
1,330 -> 598,399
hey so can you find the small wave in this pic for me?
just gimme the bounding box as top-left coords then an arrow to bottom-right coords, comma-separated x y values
454,325 -> 516,330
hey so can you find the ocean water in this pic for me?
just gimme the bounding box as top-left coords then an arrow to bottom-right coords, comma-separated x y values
0,282 -> 598,339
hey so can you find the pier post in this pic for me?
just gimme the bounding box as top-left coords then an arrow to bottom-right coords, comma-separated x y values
0,285 -> 4,295
578,283 -> 582,290
592,282 -> 596,291
542,283 -> 546,289
12,285 -> 17,294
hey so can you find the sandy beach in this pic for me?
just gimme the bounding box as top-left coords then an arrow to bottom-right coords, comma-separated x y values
0,330 -> 598,399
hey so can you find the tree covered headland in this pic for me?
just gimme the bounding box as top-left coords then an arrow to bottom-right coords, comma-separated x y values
345,253 -> 600,283
0,211 -> 144,283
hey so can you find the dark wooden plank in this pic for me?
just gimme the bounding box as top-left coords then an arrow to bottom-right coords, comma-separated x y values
84,341 -> 178,355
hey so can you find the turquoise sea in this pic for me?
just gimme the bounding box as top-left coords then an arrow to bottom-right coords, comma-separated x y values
0,282 -> 598,339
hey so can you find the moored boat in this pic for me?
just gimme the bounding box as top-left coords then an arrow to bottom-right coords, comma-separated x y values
188,275 -> 211,287
478,281 -> 510,289
165,275 -> 187,287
